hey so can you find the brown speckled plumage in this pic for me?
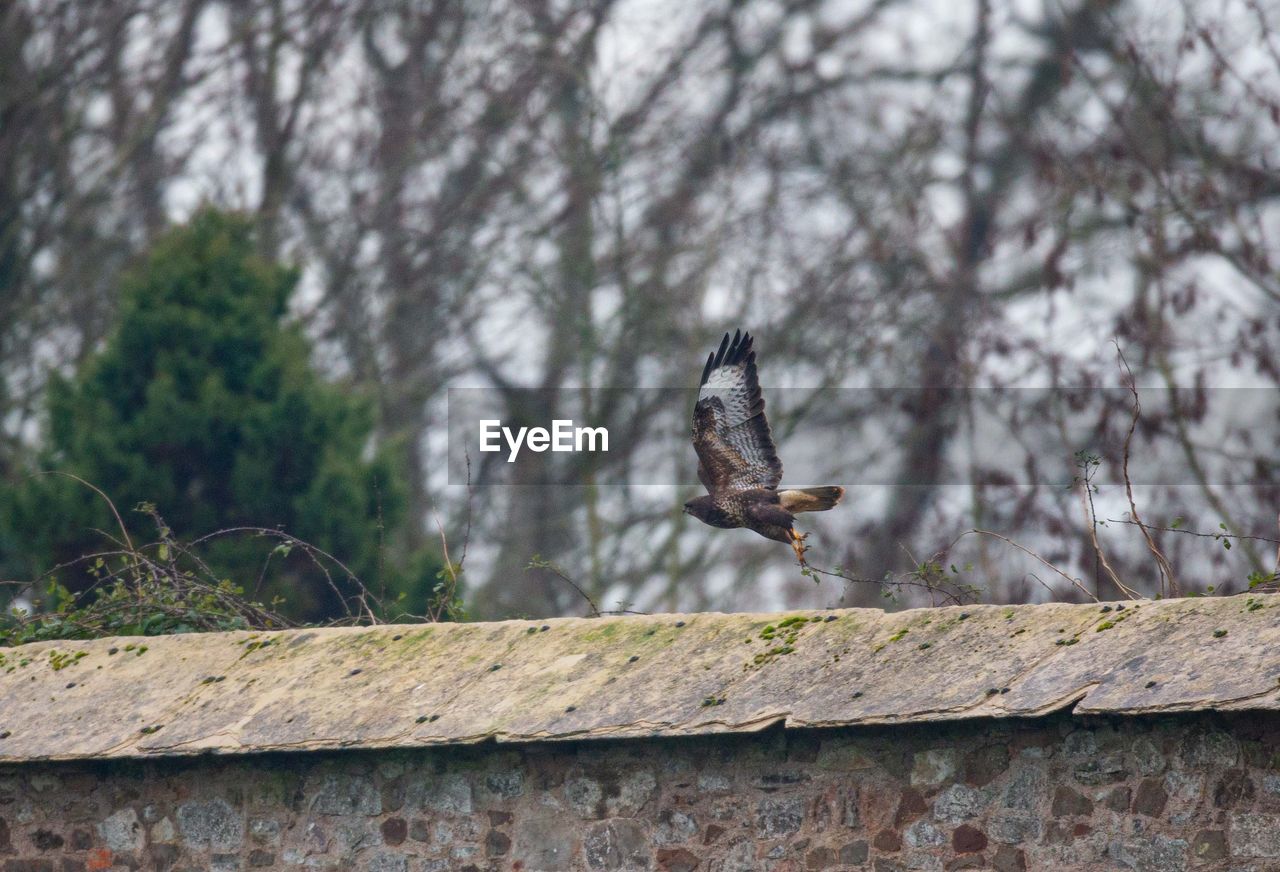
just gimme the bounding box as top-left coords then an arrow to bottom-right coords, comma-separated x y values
684,330 -> 844,564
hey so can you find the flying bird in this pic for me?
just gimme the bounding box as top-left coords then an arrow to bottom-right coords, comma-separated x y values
684,329 -> 844,565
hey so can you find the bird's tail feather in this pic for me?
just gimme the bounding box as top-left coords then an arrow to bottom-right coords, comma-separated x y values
779,486 -> 844,514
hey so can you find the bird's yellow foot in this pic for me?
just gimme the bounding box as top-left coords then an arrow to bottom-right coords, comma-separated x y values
789,530 -> 810,565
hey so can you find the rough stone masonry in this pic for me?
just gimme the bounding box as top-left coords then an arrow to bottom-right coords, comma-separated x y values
3,712 -> 1280,870
1,595 -> 1278,869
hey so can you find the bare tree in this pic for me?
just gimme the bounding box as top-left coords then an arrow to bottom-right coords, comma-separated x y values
4,0 -> 1279,616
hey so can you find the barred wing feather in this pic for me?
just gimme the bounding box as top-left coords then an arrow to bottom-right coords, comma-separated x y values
691,330 -> 782,495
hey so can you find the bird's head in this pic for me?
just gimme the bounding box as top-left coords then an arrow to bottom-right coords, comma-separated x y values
683,495 -> 714,522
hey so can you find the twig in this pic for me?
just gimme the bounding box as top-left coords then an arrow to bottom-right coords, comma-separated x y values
1022,572 -> 1064,601
899,544 -> 963,608
527,555 -> 601,617
1114,342 -> 1178,596
432,509 -> 463,624
959,528 -> 1103,603
1075,455 -> 1142,600
806,559 -> 973,607
35,471 -> 135,555
374,477 -> 386,606
426,450 -> 474,622
1103,518 -> 1280,546
3,507 -> 292,642
431,509 -> 460,618
459,449 -> 474,572
189,525 -> 374,621
1156,354 -> 1267,573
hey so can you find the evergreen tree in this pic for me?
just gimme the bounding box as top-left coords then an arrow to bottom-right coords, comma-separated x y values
1,210 -> 443,622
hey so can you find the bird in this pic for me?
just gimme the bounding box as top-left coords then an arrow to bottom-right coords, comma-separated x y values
683,329 -> 844,566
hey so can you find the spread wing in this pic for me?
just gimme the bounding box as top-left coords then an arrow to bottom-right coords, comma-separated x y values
691,329 -> 782,496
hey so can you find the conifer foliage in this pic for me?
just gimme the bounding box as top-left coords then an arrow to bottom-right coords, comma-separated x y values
1,210 -> 441,623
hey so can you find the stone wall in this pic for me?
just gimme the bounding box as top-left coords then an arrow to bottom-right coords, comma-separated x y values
4,711 -> 1279,871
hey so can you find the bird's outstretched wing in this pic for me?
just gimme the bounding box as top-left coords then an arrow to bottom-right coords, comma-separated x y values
691,329 -> 782,496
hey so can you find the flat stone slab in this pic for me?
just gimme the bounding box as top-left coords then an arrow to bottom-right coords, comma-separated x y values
1,594 -> 1277,761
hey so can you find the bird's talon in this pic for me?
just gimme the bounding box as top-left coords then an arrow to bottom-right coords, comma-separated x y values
789,530 -> 810,566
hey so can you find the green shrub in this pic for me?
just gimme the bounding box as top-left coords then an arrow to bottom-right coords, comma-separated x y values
0,209 -> 446,625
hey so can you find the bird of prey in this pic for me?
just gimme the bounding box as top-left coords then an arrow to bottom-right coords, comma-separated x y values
683,329 -> 844,565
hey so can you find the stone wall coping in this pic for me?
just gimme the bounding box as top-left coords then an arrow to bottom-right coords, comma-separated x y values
2,593 -> 1277,761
